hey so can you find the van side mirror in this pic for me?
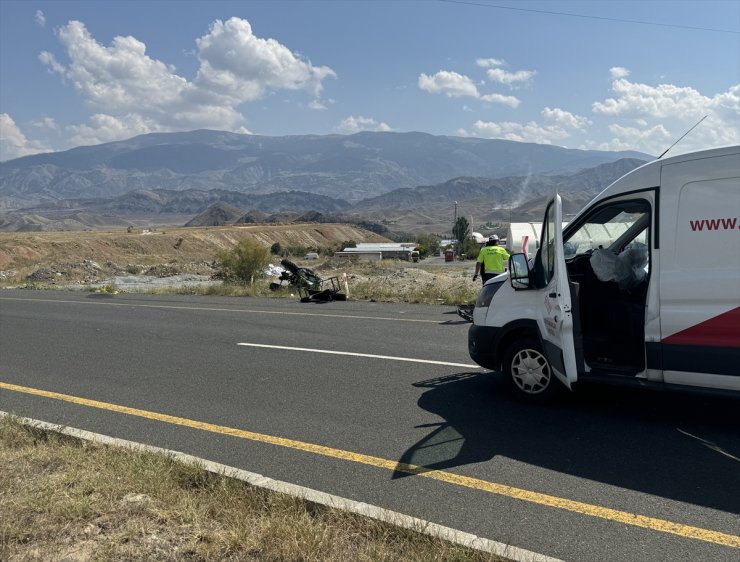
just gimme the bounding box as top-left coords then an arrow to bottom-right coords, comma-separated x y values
509,253 -> 531,289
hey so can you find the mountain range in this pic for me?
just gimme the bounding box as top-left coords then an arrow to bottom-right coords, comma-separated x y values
0,130 -> 650,233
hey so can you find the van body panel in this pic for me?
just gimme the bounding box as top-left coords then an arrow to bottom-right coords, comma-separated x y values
657,149 -> 740,390
663,370 -> 739,392
468,145 -> 740,398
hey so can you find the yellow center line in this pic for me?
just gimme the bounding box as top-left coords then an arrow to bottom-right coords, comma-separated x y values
2,380 -> 738,549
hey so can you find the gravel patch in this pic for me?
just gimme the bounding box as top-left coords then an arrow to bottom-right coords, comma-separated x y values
89,274 -> 220,291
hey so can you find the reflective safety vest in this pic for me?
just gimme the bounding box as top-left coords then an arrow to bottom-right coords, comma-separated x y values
477,245 -> 510,274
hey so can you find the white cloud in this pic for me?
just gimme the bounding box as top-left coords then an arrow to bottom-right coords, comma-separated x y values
0,114 -> 51,161
476,58 -> 506,68
30,117 -> 58,130
335,116 -> 393,134
475,58 -> 535,87
609,67 -> 630,79
418,71 -> 480,98
486,67 -> 536,87
37,18 -> 336,146
419,70 -> 520,107
65,113 -> 160,147
472,120 -> 565,144
308,99 -> 331,110
38,51 -> 65,74
592,71 -> 740,153
462,68 -> 738,154
471,107 -> 591,144
542,107 -> 591,130
593,79 -> 707,118
596,123 -> 671,152
194,18 -> 336,102
35,10 -> 45,28
480,93 -> 520,108
43,20 -> 203,126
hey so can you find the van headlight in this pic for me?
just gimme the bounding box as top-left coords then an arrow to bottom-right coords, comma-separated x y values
476,280 -> 504,308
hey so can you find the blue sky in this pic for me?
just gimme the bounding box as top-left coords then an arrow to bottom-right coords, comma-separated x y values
1,0 -> 738,161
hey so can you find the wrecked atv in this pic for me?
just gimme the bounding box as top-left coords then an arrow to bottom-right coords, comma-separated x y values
270,258 -> 346,303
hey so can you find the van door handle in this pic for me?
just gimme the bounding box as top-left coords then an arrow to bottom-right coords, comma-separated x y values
548,292 -> 557,298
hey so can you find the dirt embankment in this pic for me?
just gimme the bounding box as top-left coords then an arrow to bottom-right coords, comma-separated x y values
0,223 -> 389,284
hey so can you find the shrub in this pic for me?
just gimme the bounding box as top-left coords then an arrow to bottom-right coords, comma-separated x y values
282,245 -> 315,257
270,242 -> 282,255
415,233 -> 441,258
460,238 -> 480,259
216,239 -> 270,285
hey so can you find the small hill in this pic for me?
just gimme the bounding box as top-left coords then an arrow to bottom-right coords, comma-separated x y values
184,202 -> 245,227
235,209 -> 268,224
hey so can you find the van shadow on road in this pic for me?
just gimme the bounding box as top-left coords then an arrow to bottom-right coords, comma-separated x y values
393,372 -> 740,515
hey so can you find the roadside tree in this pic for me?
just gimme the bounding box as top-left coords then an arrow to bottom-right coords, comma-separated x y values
452,217 -> 470,244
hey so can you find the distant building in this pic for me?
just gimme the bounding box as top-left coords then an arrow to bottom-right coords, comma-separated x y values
335,242 -> 416,261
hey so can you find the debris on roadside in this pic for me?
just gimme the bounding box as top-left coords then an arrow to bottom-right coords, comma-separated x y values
270,258 -> 346,303
457,303 -> 474,322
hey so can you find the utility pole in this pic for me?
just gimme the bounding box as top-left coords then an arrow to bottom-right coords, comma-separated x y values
453,201 -> 458,256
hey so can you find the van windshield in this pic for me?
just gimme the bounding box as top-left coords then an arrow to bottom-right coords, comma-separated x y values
564,202 -> 650,260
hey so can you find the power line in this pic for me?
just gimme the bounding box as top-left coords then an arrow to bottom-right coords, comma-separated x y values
437,0 -> 740,35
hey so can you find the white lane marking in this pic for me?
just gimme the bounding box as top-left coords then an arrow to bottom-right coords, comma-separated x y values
0,297 -> 441,324
237,342 -> 481,369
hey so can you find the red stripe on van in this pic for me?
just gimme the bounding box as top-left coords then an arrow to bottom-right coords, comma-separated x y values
662,307 -> 740,348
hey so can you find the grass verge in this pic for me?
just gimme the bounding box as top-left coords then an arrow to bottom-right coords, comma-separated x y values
0,416 -> 505,561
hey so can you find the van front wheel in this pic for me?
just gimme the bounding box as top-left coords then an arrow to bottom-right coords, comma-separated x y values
503,338 -> 561,403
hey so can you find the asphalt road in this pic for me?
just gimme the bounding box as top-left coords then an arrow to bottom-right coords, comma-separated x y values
1,289 -> 738,561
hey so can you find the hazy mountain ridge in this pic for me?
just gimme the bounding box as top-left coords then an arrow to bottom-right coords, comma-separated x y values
179,157 -> 647,234
0,130 -> 650,208
352,158 -> 647,212
0,157 -> 647,233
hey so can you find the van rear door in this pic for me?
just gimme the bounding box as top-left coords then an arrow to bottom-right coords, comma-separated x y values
538,195 -> 579,388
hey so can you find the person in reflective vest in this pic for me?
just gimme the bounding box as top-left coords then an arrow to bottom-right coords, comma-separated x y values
473,235 -> 509,284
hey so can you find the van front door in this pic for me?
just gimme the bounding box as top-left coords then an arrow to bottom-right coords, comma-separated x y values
538,195 -> 578,388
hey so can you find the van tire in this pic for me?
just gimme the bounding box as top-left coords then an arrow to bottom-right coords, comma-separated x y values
502,338 -> 562,403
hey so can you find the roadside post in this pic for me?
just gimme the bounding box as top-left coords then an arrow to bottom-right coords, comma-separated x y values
342,272 -> 350,297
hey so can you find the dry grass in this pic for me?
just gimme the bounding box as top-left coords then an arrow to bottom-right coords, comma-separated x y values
0,416 -> 504,562
149,260 -> 480,305
343,263 -> 478,304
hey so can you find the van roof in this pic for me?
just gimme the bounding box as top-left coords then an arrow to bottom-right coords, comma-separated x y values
657,144 -> 739,165
592,145 -> 739,203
